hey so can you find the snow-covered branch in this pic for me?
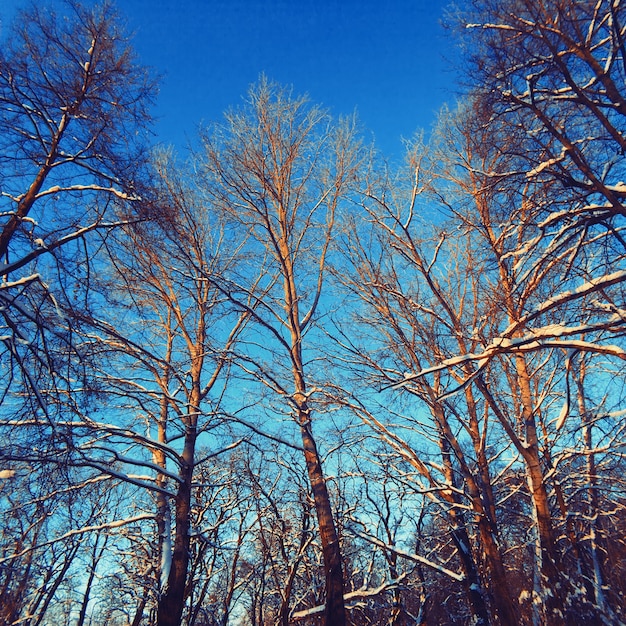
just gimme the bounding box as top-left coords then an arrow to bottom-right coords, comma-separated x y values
291,574 -> 409,620
351,529 -> 465,582
31,183 -> 140,202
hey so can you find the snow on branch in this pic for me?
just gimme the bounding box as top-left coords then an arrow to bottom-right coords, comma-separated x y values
32,184 -> 141,202
74,458 -> 177,497
513,270 -> 626,329
0,219 -> 145,278
390,314 -> 626,393
465,23 -> 518,31
62,417 -> 183,467
81,444 -> 183,484
0,273 -> 42,289
351,529 -> 465,582
525,152 -> 567,178
291,574 -> 409,620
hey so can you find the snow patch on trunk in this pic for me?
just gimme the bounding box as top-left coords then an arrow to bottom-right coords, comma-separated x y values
160,506 -> 172,591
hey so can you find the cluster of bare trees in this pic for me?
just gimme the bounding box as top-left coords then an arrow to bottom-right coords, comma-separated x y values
2,0 -> 626,624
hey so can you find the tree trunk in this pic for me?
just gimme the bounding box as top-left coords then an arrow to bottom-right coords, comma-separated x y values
475,520 -> 519,626
130,591 -> 149,626
157,428 -> 196,626
76,534 -> 107,626
514,355 -> 567,626
299,408 -> 346,626
435,398 -> 519,625
437,425 -> 490,626
447,508 -> 490,626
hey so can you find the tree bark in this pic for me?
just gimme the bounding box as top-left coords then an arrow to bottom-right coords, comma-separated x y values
156,428 -> 196,626
299,407 -> 346,626
514,354 -> 567,626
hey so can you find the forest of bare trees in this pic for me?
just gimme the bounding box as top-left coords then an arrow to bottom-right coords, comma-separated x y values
1,0 -> 626,624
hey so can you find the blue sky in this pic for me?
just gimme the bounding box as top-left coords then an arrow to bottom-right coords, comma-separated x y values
1,0 -> 456,159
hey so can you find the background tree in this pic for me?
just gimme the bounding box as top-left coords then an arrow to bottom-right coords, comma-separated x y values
77,153 -> 250,626
0,3 -> 155,623
333,139 -> 519,624
449,1 -> 626,620
453,0 -> 626,383
0,0 -> 154,408
336,84 -> 626,621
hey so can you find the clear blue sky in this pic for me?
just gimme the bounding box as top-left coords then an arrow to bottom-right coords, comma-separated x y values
1,0 -> 457,159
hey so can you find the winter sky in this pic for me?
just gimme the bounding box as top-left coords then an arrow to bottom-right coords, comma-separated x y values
0,0 -> 456,160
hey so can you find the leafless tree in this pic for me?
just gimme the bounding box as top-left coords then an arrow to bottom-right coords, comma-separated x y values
0,5 -> 155,616
199,77 -> 363,626
75,153 -> 250,626
429,22 -> 626,613
0,0 -> 154,414
333,140 -> 521,624
451,0 -> 626,378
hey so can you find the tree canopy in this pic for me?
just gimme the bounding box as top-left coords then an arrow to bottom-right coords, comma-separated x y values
1,1 -> 626,625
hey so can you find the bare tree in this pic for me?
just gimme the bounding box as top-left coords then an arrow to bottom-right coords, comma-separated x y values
0,6 -> 155,613
332,139 -> 523,624
76,153 -> 250,626
451,0 -> 626,377
233,445 -> 318,626
362,88 -> 626,621
0,0 -> 154,409
427,43 -> 626,615
199,77 -> 363,625
0,463 -> 130,626
184,447 -> 260,626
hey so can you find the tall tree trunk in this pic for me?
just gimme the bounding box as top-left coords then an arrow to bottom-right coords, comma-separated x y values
286,224 -> 346,624
157,427 -> 196,626
476,518 -> 519,626
299,405 -> 346,626
129,586 -> 150,626
438,432 -> 490,626
449,519 -> 490,626
76,534 -> 108,626
434,397 -> 519,625
514,354 -> 566,626
464,393 -> 519,625
575,362 -> 619,622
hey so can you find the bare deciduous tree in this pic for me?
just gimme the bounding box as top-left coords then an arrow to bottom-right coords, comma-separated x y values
80,154 -> 249,626
0,3 -> 154,622
199,78 -> 363,625
0,0 -> 154,409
